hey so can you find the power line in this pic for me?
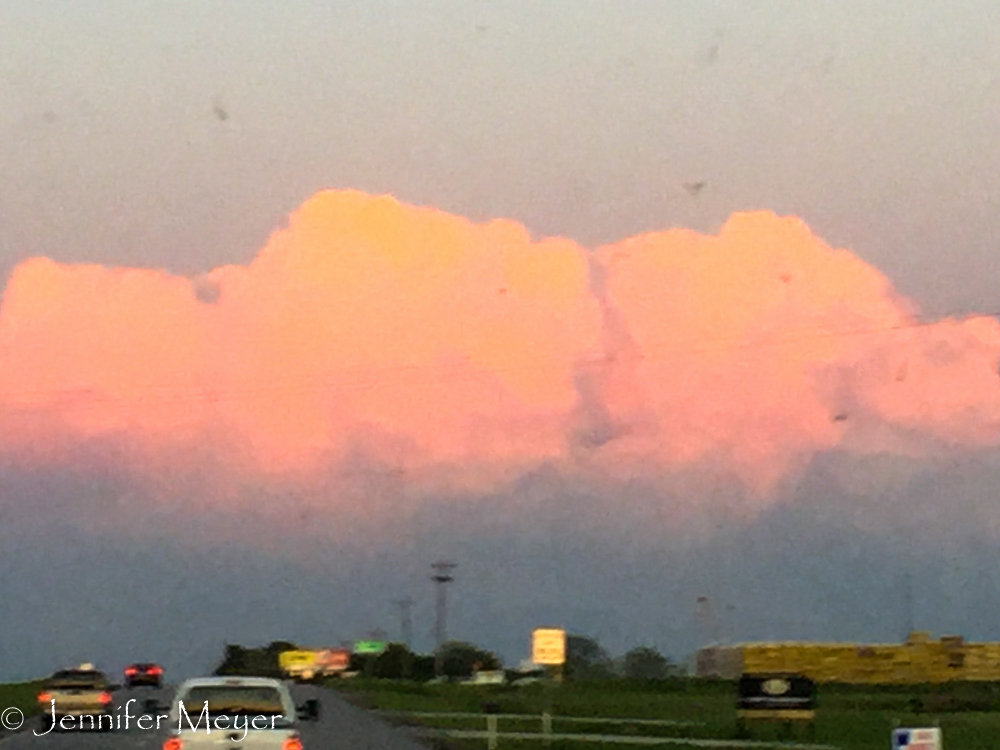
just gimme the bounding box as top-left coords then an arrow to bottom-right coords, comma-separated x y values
0,310 -> 997,413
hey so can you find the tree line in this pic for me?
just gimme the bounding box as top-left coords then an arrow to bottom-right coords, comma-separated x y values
214,635 -> 683,681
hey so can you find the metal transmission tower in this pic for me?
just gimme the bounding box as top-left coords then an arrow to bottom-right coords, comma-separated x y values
431,560 -> 458,649
394,598 -> 415,649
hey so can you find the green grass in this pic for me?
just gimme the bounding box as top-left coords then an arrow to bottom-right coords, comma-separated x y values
329,677 -> 1000,750
0,681 -> 45,719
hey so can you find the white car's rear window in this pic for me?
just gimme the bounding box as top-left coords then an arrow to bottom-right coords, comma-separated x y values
181,686 -> 285,715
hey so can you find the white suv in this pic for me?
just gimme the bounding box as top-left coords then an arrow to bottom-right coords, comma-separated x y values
159,676 -> 316,749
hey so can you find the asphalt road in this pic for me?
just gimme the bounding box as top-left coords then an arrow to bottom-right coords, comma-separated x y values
0,683 -> 430,750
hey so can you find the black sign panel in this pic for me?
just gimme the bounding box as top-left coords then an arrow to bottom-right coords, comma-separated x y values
738,673 -> 815,711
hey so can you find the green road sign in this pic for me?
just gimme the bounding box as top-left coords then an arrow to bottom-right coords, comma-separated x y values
354,640 -> 387,655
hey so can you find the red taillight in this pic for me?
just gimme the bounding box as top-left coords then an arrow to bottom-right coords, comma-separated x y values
98,692 -> 112,704
37,692 -> 51,703
150,666 -> 163,675
163,738 -> 183,750
282,737 -> 303,750
125,667 -> 137,675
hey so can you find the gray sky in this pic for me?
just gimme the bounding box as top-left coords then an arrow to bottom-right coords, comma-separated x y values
3,0 -> 999,314
3,0 -> 1000,680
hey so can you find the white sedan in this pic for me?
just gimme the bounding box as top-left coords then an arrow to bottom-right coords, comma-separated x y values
158,676 -> 318,749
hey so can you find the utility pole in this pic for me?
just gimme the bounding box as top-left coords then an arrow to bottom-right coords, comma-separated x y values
696,596 -> 719,646
394,598 -> 414,649
903,571 -> 915,639
725,603 -> 736,645
431,560 -> 457,676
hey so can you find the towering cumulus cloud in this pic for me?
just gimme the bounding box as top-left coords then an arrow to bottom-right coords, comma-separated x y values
0,191 -> 600,487
0,190 -> 998,525
587,214 -> 1000,496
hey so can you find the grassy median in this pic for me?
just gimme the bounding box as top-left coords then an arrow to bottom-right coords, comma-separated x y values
0,681 -> 44,720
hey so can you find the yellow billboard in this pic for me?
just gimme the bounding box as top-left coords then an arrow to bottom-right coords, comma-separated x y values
532,628 -> 566,665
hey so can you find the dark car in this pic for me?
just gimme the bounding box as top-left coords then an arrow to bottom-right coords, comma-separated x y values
124,663 -> 163,688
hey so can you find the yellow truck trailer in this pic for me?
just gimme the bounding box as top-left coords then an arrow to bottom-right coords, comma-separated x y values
697,632 -> 1000,684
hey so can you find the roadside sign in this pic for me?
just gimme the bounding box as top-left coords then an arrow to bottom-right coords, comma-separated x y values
531,628 -> 566,665
893,727 -> 942,750
354,640 -> 387,655
316,648 -> 351,671
736,673 -> 816,735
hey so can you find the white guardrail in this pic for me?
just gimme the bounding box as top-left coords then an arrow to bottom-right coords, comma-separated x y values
378,711 -> 701,726
375,710 -> 836,750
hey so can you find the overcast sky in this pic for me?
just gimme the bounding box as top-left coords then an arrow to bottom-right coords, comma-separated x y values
3,0 -> 999,313
2,1 -> 1000,681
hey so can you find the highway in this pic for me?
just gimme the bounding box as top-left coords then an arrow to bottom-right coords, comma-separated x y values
0,683 -> 431,749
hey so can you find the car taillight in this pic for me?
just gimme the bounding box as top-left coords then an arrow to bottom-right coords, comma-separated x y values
37,692 -> 51,703
98,692 -> 112,704
282,737 -> 303,750
162,737 -> 183,750
125,668 -> 137,675
150,666 -> 163,675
